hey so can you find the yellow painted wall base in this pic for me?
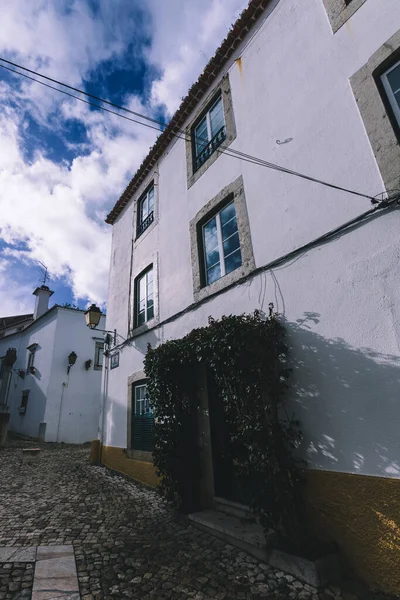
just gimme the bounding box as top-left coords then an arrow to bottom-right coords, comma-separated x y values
306,469 -> 400,595
101,445 -> 160,488
99,447 -> 399,595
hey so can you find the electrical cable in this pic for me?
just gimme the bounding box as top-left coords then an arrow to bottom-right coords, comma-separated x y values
0,56 -> 377,202
111,194 -> 400,351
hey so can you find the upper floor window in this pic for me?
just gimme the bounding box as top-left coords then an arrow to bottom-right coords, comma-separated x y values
193,96 -> 226,172
137,186 -> 155,238
135,266 -> 154,327
202,200 -> 242,285
381,60 -> 400,130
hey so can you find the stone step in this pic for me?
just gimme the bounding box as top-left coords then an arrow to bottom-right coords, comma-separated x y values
215,496 -> 252,520
189,509 -> 268,563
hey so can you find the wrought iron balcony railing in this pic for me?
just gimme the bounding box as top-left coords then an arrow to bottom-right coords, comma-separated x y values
137,211 -> 154,238
194,125 -> 226,172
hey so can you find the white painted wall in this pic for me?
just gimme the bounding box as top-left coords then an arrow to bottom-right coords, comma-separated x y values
44,308 -> 106,444
0,307 -> 105,443
0,310 -> 58,439
105,0 -> 400,479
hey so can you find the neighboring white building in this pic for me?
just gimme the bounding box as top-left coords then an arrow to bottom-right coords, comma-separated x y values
101,0 -> 400,594
0,286 -> 105,444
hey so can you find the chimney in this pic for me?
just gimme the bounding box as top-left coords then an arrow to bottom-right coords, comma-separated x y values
33,285 -> 54,320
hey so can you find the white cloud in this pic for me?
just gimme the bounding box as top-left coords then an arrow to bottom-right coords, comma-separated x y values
148,0 -> 247,114
0,0 -> 249,316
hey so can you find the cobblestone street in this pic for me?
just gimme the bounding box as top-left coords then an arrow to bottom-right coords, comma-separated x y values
0,439 -> 393,600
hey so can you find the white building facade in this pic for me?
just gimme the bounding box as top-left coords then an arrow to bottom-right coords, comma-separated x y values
102,0 -> 400,593
0,287 -> 105,444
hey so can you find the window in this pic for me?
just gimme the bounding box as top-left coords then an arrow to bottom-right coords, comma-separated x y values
27,351 -> 35,372
19,391 -> 29,415
381,60 -> 400,130
137,186 -> 155,238
350,31 -> 400,192
94,342 -> 104,370
0,358 -> 4,379
135,267 -> 154,327
193,95 -> 226,172
134,383 -> 151,416
202,200 -> 242,285
131,383 -> 154,452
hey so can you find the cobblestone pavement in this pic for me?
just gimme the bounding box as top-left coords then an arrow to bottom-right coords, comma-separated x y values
0,438 -> 394,600
0,562 -> 34,599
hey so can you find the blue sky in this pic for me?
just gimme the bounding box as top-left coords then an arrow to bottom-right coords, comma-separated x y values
0,0 -> 247,317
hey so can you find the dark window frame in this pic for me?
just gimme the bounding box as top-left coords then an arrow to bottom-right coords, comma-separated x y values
94,342 -> 104,371
191,91 -> 226,174
197,193 -> 241,288
134,264 -> 154,328
374,51 -> 400,145
131,380 -> 154,452
136,182 -> 155,239
19,390 -> 29,415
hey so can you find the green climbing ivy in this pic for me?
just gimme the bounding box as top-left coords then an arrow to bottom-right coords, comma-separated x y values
144,310 -> 305,546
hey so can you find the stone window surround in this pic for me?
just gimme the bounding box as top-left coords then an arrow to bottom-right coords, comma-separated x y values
127,371 -> 153,463
185,74 -> 237,189
129,252 -> 159,338
132,170 -> 159,246
322,0 -> 367,33
350,29 -> 400,193
190,175 -> 255,303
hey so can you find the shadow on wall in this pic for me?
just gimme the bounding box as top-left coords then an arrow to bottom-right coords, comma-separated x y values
285,312 -> 400,478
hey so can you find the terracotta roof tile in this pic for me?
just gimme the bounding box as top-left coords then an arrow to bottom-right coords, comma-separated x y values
106,0 -> 271,225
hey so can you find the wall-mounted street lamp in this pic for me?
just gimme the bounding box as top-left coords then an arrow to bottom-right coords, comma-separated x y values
67,351 -> 77,374
84,304 -> 126,347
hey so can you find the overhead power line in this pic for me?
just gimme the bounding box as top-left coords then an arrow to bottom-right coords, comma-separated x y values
0,56 -> 377,202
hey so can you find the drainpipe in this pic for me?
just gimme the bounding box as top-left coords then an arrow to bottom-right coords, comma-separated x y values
98,340 -> 110,464
56,374 -> 69,442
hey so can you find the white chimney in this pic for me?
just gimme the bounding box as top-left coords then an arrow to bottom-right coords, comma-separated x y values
33,286 -> 54,320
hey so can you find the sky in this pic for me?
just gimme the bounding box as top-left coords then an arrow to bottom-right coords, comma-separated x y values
0,0 -> 248,317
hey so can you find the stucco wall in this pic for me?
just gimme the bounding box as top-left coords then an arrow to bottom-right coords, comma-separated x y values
105,0 -> 400,475
103,1 -> 400,592
44,309 -> 105,444
0,308 -> 105,443
0,311 -> 58,439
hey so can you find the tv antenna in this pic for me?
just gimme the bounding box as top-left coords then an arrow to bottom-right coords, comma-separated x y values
38,262 -> 50,286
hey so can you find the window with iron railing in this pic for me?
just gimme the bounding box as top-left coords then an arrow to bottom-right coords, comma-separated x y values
137,186 -> 154,238
193,96 -> 226,172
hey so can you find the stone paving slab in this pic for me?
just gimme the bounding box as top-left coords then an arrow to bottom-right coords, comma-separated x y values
32,545 -> 79,600
0,546 -> 37,562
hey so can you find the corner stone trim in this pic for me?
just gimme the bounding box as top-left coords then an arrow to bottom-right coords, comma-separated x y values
350,29 -> 400,192
322,0 -> 367,33
190,175 -> 255,303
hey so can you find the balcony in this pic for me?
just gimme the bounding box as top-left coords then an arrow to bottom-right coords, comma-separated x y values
136,211 -> 154,239
194,125 -> 226,172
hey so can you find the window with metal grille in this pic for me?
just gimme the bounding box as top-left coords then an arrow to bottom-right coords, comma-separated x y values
94,342 -> 104,370
135,266 -> 154,327
381,59 -> 400,130
131,383 -> 154,452
193,96 -> 226,172
202,200 -> 242,286
19,390 -> 29,415
137,186 -> 155,238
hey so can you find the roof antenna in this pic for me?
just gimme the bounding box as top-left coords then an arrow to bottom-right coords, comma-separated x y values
38,262 -> 49,287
